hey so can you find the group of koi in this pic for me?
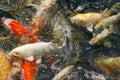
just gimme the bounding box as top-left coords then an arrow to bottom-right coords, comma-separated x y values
0,0 -> 72,80
70,2 -> 120,45
1,17 -> 45,80
0,0 -> 120,80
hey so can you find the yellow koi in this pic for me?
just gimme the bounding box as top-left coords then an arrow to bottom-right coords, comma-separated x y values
94,56 -> 120,79
0,49 -> 11,80
70,2 -> 120,32
70,12 -> 109,32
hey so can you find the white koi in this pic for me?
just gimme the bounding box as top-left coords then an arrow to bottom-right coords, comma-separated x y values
95,13 -> 120,30
52,65 -> 73,80
9,42 -> 58,61
90,13 -> 120,45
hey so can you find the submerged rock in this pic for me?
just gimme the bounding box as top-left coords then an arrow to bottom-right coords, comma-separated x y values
66,66 -> 111,80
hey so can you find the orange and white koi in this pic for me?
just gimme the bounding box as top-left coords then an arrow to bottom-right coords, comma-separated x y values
1,18 -> 39,44
1,18 -> 41,80
9,41 -> 59,80
21,59 -> 37,80
28,0 -> 57,37
28,17 -> 45,37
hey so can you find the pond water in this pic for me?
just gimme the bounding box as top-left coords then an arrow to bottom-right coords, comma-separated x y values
0,0 -> 120,80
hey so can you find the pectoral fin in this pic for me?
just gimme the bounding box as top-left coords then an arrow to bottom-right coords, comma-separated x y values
25,56 -> 34,61
50,58 -> 64,71
86,24 -> 93,32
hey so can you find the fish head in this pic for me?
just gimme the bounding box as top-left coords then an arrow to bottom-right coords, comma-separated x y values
1,18 -> 13,32
9,50 -> 23,59
9,49 -> 35,61
70,15 -> 85,25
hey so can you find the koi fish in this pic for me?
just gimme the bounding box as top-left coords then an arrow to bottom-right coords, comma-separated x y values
94,56 -> 120,79
9,42 -> 58,61
21,59 -> 37,80
9,41 -> 59,80
52,65 -> 73,80
95,13 -> 120,30
9,42 -> 58,80
70,12 -> 109,32
89,29 -> 111,45
28,0 -> 57,36
0,49 -> 11,80
90,13 -> 120,45
28,17 -> 45,37
1,18 -> 39,44
70,2 -> 120,32
34,0 -> 57,16
1,18 -> 41,80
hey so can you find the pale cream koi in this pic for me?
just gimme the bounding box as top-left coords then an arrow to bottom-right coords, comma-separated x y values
95,13 -> 120,30
52,65 -> 73,80
90,13 -> 120,45
89,29 -> 111,45
9,42 -> 59,61
10,61 -> 21,78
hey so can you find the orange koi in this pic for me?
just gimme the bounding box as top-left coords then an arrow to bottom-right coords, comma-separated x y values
21,59 -> 37,80
28,17 -> 45,37
1,18 -> 40,79
1,18 -> 39,43
27,0 -> 57,37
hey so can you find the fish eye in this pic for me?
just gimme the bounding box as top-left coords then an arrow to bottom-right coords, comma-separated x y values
15,52 -> 19,55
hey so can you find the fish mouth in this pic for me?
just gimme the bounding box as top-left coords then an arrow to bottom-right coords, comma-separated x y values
1,18 -> 5,23
69,17 -> 77,24
69,17 -> 74,23
8,51 -> 22,58
11,55 -> 23,61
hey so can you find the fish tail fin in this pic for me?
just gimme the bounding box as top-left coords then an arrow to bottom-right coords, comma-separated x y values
50,57 -> 65,71
107,2 -> 120,15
